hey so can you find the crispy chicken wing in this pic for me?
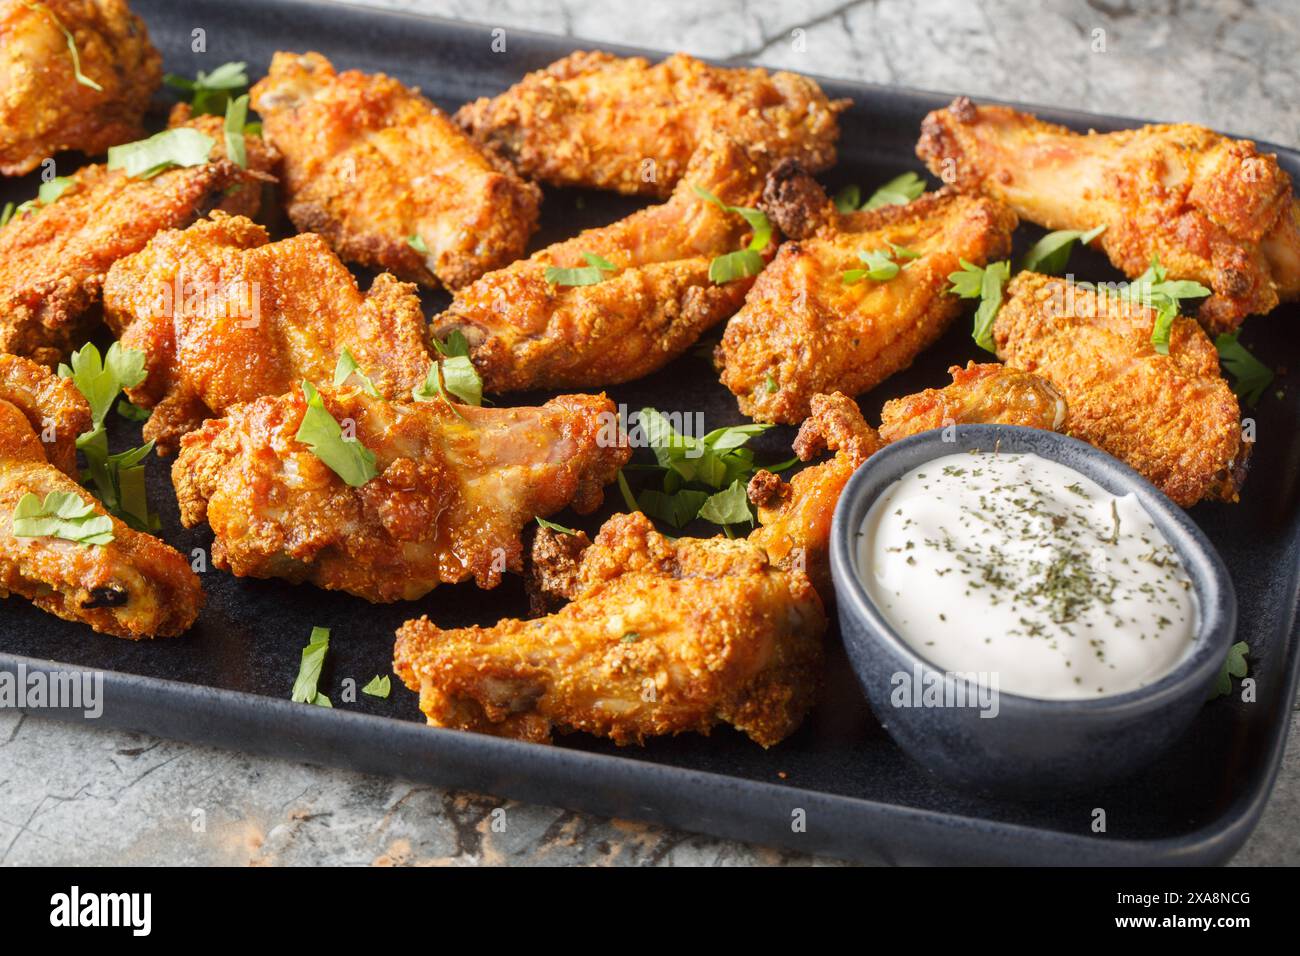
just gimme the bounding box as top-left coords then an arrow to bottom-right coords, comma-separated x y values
455,50 -> 848,199
717,163 -> 1017,424
432,134 -> 769,393
250,51 -> 542,290
394,511 -> 826,747
0,113 -> 276,365
102,212 -> 431,455
917,97 -> 1300,332
993,272 -> 1246,506
0,355 -> 202,637
173,387 -> 629,603
0,0 -> 161,176
749,366 -> 1065,598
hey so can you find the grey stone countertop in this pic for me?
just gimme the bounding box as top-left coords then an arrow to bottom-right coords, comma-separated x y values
3,0 -> 1297,866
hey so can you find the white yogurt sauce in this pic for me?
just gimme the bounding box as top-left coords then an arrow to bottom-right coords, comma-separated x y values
858,451 -> 1199,699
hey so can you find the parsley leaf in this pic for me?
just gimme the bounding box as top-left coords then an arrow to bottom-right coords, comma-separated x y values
832,184 -> 861,213
295,381 -> 378,487
164,61 -> 249,115
0,203 -> 13,228
1018,224 -> 1106,275
707,249 -> 766,283
698,480 -> 753,526
544,252 -> 618,287
407,234 -> 429,254
11,491 -> 113,546
1209,641 -> 1249,700
223,94 -> 249,169
332,348 -> 380,397
692,184 -> 773,284
291,626 -> 331,706
107,128 -> 215,180
949,259 -> 1011,353
536,516 -> 580,535
1119,255 -> 1211,355
361,675 -> 391,699
862,171 -> 925,210
24,2 -> 101,90
1215,331 -> 1274,406
843,243 -> 920,285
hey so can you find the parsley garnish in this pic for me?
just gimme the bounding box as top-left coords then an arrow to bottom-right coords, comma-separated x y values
10,491 -> 113,546
834,172 -> 925,213
24,2 -> 101,90
843,242 -> 920,284
361,674 -> 391,699
1116,255 -> 1210,355
1209,641 -> 1249,699
544,253 -> 618,287
57,342 -> 158,531
692,185 -> 772,284
1215,331 -> 1273,406
1018,224 -> 1106,275
223,94 -> 249,169
332,348 -> 380,397
536,516 -> 580,535
294,381 -> 378,487
420,332 -> 484,407
6,176 -> 76,224
291,626 -> 332,707
107,128 -> 215,179
949,259 -> 1011,353
164,61 -> 249,115
407,234 -> 429,254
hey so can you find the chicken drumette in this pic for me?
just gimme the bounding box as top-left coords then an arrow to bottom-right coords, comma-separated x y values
395,511 -> 826,747
0,113 -> 276,365
455,50 -> 848,198
717,161 -> 1017,424
749,365 -> 1066,599
0,354 -> 202,638
102,212 -> 432,455
173,387 -> 629,603
250,51 -> 542,290
0,0 -> 161,176
432,134 -> 770,393
917,97 -> 1300,332
993,272 -> 1248,506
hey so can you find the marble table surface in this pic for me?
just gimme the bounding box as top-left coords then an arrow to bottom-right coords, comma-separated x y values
3,0 -> 1297,866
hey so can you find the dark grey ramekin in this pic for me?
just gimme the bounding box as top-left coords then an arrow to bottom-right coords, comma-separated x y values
830,425 -> 1237,796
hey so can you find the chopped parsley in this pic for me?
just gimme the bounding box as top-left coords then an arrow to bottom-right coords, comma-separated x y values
291,626 -> 332,707
332,348 -> 380,397
692,184 -> 773,283
294,381 -> 378,487
835,172 -> 926,213
1118,255 -> 1210,355
25,1 -> 101,91
536,516 -> 580,535
107,128 -> 215,179
545,252 -> 618,286
361,674 -> 391,699
164,61 -> 249,115
948,259 -> 1011,353
1018,224 -> 1106,275
843,242 -> 920,284
10,491 -> 113,546
1209,641 -> 1250,699
1214,331 -> 1273,406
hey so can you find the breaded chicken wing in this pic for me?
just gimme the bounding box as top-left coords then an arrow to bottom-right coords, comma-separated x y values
0,0 -> 161,176
718,162 -> 1017,423
102,212 -> 431,455
432,134 -> 769,393
250,51 -> 542,290
455,50 -> 848,198
749,366 -> 1065,598
917,97 -> 1300,332
0,355 -> 202,637
394,511 -> 826,747
173,388 -> 629,603
993,272 -> 1246,506
0,113 -> 276,365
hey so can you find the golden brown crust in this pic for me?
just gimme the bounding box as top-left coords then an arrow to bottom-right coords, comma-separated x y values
0,114 -> 277,365
877,361 -> 1066,443
718,180 -> 1018,424
993,272 -> 1247,506
102,212 -> 432,455
0,352 -> 90,476
172,388 -> 630,603
0,364 -> 202,639
432,134 -> 770,393
454,50 -> 848,198
394,511 -> 826,747
917,97 -> 1300,332
0,0 -> 161,176
526,524 -> 592,616
250,51 -> 542,290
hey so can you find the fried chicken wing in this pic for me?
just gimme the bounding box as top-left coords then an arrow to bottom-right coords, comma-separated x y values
102,212 -> 431,455
917,97 -> 1300,332
749,366 -> 1065,598
0,114 -> 276,365
0,355 -> 202,637
993,272 -> 1246,506
0,0 -> 161,176
455,50 -> 848,199
432,134 -> 769,393
717,163 -> 1017,424
173,388 -> 629,603
249,51 -> 541,290
394,511 -> 826,747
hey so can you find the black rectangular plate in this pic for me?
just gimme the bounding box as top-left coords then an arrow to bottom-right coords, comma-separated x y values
2,0 -> 1297,865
